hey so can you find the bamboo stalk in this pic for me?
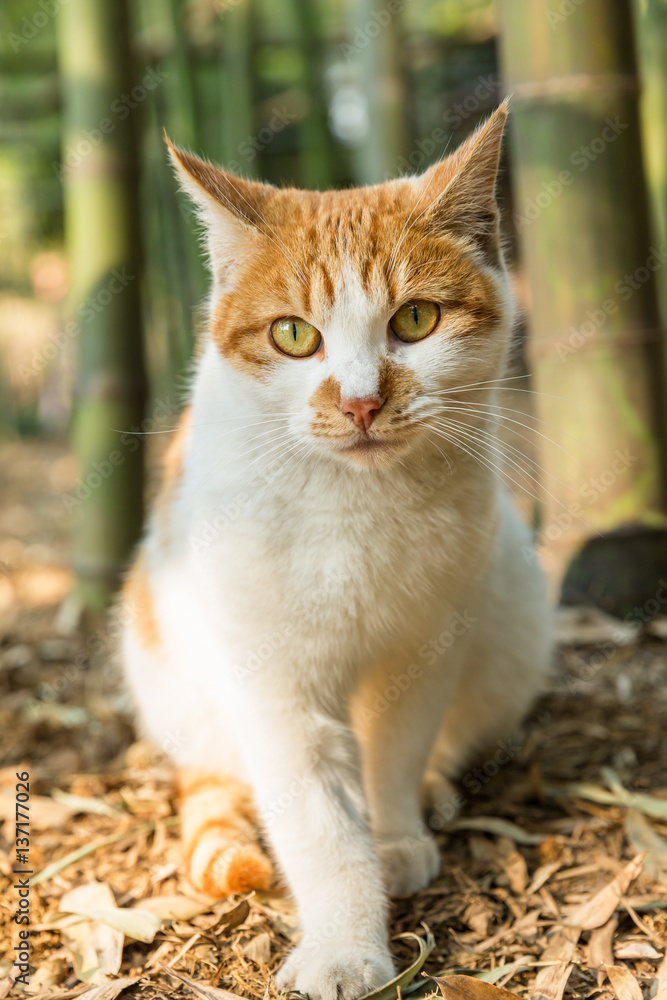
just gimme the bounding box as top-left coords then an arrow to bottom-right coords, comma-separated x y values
157,0 -> 206,350
218,0 -> 256,174
57,0 -> 148,611
349,0 -> 409,184
290,0 -> 335,189
633,0 -> 667,327
498,0 -> 667,607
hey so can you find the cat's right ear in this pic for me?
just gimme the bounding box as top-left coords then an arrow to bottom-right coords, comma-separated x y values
166,137 -> 271,287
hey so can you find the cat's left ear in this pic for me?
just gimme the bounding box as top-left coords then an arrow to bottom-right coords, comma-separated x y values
165,137 -> 273,288
418,100 -> 509,267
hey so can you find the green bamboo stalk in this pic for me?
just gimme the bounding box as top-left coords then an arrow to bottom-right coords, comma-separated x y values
157,0 -> 206,348
349,0 -> 409,184
498,0 -> 667,605
142,96 -> 188,396
290,0 -> 335,189
218,0 -> 256,174
633,0 -> 667,327
57,0 -> 148,611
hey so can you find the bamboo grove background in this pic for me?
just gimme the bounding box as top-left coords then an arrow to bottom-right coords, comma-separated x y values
1,0 -> 667,613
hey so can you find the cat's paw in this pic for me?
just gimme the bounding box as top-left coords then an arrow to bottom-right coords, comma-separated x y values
276,941 -> 394,1000
376,830 -> 440,895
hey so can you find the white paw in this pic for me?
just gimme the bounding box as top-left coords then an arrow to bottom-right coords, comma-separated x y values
276,940 -> 394,1000
376,830 -> 440,895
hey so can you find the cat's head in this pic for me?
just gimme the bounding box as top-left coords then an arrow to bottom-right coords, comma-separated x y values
169,102 -> 513,468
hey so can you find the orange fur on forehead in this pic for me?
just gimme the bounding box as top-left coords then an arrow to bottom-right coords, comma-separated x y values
207,182 -> 501,372
168,103 -> 508,372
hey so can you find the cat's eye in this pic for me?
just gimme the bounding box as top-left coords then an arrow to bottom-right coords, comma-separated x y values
270,317 -> 322,358
390,300 -> 440,343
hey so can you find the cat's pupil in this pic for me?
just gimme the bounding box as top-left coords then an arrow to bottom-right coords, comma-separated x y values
292,322 -> 298,341
411,304 -> 419,325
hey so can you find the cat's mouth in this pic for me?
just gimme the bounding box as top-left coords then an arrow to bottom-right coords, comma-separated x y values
337,437 -> 397,452
329,434 -> 407,464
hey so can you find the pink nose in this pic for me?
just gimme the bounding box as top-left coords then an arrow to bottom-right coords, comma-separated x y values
341,397 -> 385,432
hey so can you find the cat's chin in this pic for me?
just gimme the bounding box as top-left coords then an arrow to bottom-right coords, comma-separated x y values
325,437 -> 409,468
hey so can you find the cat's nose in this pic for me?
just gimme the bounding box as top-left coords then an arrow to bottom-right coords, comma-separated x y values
341,397 -> 385,432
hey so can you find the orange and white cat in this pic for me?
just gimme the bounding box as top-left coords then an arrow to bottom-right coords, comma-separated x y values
121,102 -> 552,999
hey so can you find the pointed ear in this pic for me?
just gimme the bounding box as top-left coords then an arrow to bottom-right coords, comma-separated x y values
165,137 -> 271,289
419,100 -> 509,267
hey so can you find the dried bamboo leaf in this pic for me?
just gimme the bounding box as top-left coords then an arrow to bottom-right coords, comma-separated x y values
76,978 -> 139,1000
503,850 -> 529,895
531,928 -> 580,1000
241,931 -> 271,965
657,953 -> 667,993
587,915 -> 617,972
566,854 -> 646,929
531,964 -> 574,1000
51,789 -> 125,819
624,810 -> 667,880
134,895 -> 215,921
158,963 -> 248,999
605,965 -> 643,1000
356,928 -> 435,1000
209,897 -> 251,934
526,860 -> 562,895
429,973 -> 519,1000
546,782 -> 667,821
433,964 -> 529,986
59,884 -> 124,984
447,817 -> 543,845
0,790 -> 74,830
614,941 -> 663,960
59,907 -> 162,944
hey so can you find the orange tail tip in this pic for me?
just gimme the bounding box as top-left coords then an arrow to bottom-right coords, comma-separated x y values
190,835 -> 273,897
179,771 -> 273,899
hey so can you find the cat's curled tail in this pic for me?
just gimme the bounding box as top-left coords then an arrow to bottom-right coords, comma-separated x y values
179,772 -> 273,897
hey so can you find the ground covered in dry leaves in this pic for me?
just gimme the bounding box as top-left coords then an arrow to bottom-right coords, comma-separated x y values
1,440 -> 666,1000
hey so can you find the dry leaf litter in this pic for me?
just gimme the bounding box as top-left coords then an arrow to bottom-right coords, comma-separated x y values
1,440 -> 666,1000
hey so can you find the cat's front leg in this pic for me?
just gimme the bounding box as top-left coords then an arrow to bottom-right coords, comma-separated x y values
236,699 -> 394,1000
357,635 -> 471,896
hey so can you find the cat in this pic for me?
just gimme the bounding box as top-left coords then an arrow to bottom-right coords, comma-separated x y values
121,100 -> 552,1000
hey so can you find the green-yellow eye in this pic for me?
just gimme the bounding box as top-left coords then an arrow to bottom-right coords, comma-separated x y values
390,300 -> 440,343
270,317 -> 322,358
